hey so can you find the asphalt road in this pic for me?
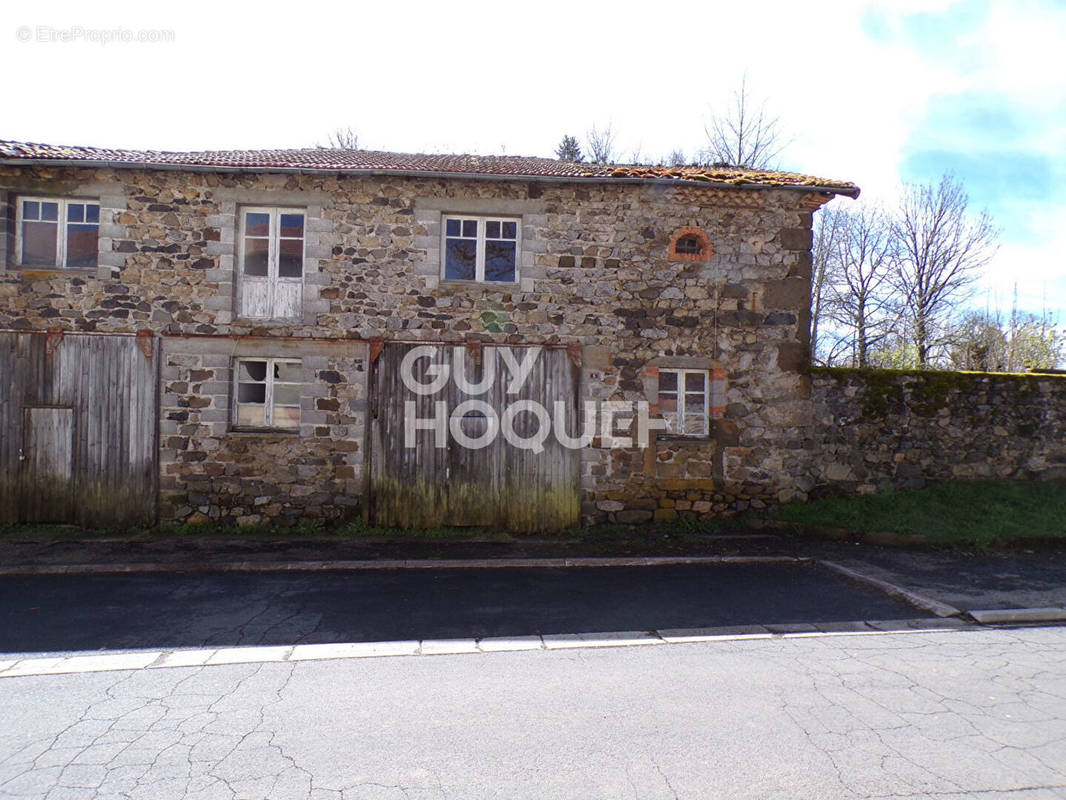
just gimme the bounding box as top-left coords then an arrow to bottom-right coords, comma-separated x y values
2,625 -> 1064,799
0,562 -> 918,654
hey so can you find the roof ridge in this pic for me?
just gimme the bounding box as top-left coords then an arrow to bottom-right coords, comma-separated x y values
0,138 -> 859,197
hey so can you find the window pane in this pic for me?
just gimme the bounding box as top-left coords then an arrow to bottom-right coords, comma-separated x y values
278,238 -> 303,277
683,395 -> 707,435
40,202 -> 58,222
273,406 -> 300,428
685,372 -> 706,392
85,204 -> 100,223
676,236 -> 702,254
445,218 -> 460,237
66,224 -> 98,268
484,240 -> 516,282
21,220 -> 58,265
67,204 -> 84,223
659,371 -> 678,392
23,200 -> 39,220
273,385 -> 300,405
683,415 -> 707,436
462,219 -> 477,238
485,220 -> 500,238
502,221 -> 517,239
239,361 -> 268,381
275,362 -> 302,382
238,383 -> 266,403
444,238 -> 476,280
237,404 -> 266,427
244,212 -> 270,237
662,413 -> 679,434
658,395 -> 678,413
243,238 -> 269,276
279,213 -> 304,239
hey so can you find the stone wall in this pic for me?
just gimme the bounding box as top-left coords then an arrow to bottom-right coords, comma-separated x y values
808,368 -> 1066,495
1,163 -> 827,527
159,336 -> 366,525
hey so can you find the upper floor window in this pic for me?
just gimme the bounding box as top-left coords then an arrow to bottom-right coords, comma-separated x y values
17,198 -> 99,268
233,358 -> 301,430
658,368 -> 709,436
238,207 -> 304,319
668,226 -> 712,263
442,215 -> 519,283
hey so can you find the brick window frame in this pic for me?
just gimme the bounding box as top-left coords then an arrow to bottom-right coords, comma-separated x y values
643,360 -> 727,441
668,226 -> 713,263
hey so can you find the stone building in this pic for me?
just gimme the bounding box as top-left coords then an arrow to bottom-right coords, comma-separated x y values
0,139 -> 860,530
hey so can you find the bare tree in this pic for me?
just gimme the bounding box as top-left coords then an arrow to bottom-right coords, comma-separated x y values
892,174 -> 998,367
555,134 -> 583,162
702,74 -> 788,169
320,127 -> 359,149
585,123 -> 617,165
949,295 -> 1063,372
811,204 -> 845,365
821,205 -> 897,367
667,148 -> 687,167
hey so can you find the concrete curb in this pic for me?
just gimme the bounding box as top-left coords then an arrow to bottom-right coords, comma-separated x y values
0,554 -> 805,576
818,560 -> 964,618
968,607 -> 1066,624
0,618 -> 978,679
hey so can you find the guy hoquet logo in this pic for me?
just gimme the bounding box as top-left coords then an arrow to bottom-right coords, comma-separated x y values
399,345 -> 666,452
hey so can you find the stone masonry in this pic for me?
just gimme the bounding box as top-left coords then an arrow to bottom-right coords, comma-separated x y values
1,160 -> 837,527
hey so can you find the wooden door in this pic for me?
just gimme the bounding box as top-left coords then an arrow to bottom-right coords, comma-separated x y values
20,407 -> 75,523
368,343 -> 580,532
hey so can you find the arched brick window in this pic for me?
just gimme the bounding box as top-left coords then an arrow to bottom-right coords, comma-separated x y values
668,227 -> 712,262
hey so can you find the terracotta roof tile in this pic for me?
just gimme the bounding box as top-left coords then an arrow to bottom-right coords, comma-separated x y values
0,139 -> 859,197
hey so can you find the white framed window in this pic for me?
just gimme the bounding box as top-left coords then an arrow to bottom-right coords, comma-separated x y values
441,215 -> 520,283
238,207 -> 305,319
658,369 -> 710,436
233,358 -> 302,430
16,197 -> 99,268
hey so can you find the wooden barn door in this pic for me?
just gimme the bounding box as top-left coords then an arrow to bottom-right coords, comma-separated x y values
368,343 -> 580,532
20,407 -> 75,523
0,331 -> 159,528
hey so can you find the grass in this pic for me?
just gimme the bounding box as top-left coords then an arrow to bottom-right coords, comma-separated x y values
769,480 -> 1066,547
5,481 -> 1066,550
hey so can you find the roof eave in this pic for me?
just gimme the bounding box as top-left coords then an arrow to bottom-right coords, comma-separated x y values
0,158 -> 861,199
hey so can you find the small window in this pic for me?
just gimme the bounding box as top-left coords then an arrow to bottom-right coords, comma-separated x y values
442,215 -> 519,283
675,236 -> 702,255
238,207 -> 305,319
233,358 -> 301,430
658,369 -> 709,436
17,197 -> 99,268
668,227 -> 712,262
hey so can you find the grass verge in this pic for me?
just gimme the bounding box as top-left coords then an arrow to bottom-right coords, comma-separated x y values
768,480 -> 1066,547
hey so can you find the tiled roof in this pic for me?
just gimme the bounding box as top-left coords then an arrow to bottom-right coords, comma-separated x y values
0,139 -> 859,197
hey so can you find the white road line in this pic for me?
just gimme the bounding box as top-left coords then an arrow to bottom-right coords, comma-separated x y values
2,620 -> 1051,679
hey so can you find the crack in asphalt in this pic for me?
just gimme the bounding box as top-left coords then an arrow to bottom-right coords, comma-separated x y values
1,629 -> 1065,798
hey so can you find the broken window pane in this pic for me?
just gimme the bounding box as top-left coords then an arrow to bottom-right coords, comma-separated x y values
275,362 -> 302,382
239,361 -> 268,382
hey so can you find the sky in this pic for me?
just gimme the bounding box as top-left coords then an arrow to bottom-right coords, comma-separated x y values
4,0 -> 1065,320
